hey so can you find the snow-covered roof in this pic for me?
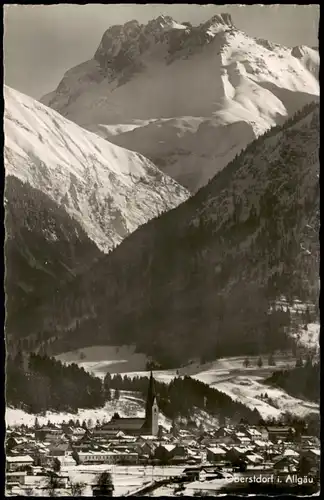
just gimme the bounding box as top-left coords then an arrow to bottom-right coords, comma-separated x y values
164,444 -> 177,452
246,429 -> 262,436
232,446 -> 249,454
55,456 -> 76,464
309,449 -> 320,457
283,449 -> 299,457
254,440 -> 268,447
246,454 -> 263,462
78,451 -> 116,456
7,455 -> 33,463
207,447 -> 226,455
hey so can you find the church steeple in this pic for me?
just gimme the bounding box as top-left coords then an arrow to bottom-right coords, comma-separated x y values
144,371 -> 159,436
145,371 -> 156,419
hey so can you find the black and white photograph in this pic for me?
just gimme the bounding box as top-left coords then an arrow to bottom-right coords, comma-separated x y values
3,4 -> 320,496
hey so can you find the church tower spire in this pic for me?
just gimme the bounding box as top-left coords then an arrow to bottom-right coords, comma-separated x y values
145,371 -> 159,436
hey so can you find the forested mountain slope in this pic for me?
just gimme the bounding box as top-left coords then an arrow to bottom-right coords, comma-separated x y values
11,103 -> 319,366
4,176 -> 102,342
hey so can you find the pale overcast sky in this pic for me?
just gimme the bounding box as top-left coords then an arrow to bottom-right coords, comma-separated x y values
4,4 -> 319,99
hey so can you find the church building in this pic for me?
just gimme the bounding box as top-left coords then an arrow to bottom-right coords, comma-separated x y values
100,372 -> 159,436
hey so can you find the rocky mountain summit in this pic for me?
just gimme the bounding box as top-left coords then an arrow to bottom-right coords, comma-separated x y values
41,14 -> 319,191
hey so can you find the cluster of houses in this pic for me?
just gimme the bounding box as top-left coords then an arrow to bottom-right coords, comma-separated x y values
5,419 -> 320,495
5,376 -> 320,495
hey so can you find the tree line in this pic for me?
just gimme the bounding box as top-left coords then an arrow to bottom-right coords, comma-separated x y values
265,359 -> 319,403
6,352 -> 105,414
103,372 -> 260,424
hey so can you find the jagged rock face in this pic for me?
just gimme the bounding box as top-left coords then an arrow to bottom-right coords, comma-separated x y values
41,14 -> 319,193
18,104 -> 319,365
4,85 -> 189,253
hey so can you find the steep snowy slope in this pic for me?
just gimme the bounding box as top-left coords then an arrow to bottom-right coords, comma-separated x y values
4,86 -> 189,253
15,103 -> 319,364
41,14 -> 319,191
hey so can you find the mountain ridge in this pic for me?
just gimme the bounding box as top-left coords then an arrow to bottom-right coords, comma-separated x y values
40,14 -> 319,192
4,85 -> 189,253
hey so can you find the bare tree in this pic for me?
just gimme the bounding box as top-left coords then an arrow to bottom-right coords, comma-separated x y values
70,481 -> 86,496
45,471 -> 61,497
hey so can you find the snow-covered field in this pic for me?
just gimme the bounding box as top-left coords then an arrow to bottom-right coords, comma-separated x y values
4,85 -> 189,252
55,346 -> 320,422
212,376 -> 319,420
7,324 -> 319,428
55,345 -> 149,377
7,465 -> 186,497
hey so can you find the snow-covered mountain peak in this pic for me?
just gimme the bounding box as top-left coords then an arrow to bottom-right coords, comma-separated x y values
41,15 -> 319,192
4,85 -> 189,253
201,12 -> 235,34
146,15 -> 185,31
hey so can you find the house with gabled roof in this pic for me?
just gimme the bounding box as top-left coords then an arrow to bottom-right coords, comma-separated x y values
206,447 -> 227,462
6,455 -> 34,472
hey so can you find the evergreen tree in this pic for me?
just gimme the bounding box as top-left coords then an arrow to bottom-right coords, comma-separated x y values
105,387 -> 111,402
295,357 -> 303,368
53,458 -> 61,472
257,356 -> 263,368
305,354 -> 313,368
243,358 -> 250,368
114,388 -> 120,401
304,306 -> 311,324
94,472 -> 114,495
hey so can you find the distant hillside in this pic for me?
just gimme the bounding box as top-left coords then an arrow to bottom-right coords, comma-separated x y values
4,176 -> 101,346
11,103 -> 319,366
